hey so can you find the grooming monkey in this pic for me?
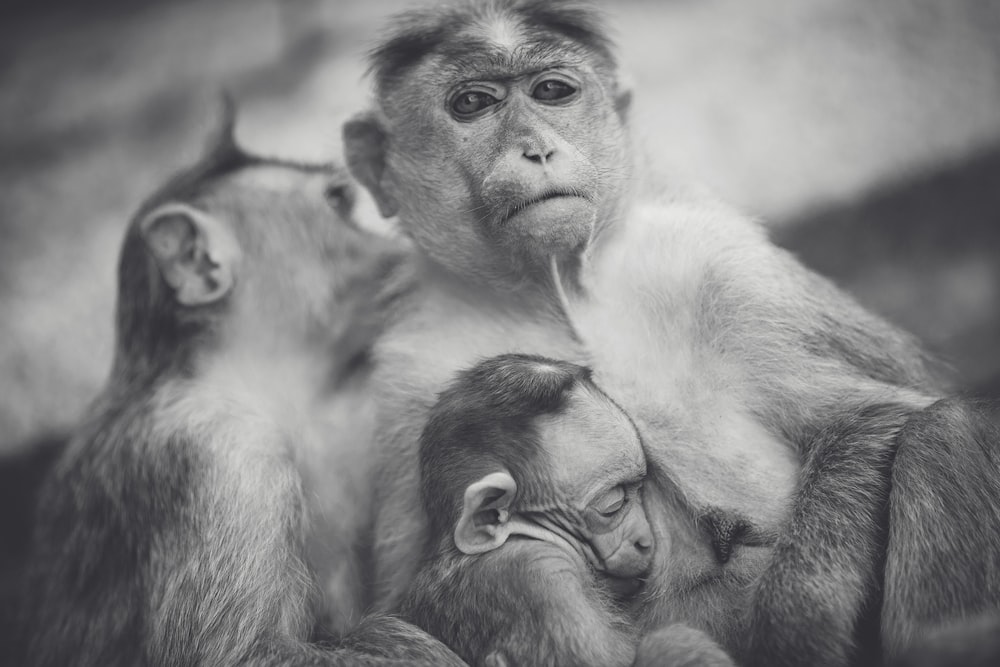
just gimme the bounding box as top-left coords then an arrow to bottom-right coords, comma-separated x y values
16,109 -> 463,667
401,353 -> 735,667
343,1 -> 1000,665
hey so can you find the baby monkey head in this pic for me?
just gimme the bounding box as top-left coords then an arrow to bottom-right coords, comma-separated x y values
114,100 -> 382,378
420,354 -> 654,593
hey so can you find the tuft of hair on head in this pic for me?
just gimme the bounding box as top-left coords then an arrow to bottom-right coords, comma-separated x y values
418,353 -> 597,539
132,94 -> 254,224
366,0 -> 618,97
204,91 -> 241,162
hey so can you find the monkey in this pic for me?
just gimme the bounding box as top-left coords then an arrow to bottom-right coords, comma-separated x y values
405,353 -> 646,664
888,612 -> 1000,667
342,1 -> 1000,664
15,105 -> 464,667
399,353 -> 735,667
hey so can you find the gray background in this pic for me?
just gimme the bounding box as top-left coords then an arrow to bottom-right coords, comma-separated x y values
1,0 -> 997,461
1,0 -> 999,651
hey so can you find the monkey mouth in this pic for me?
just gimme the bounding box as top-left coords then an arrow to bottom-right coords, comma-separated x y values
502,189 -> 590,222
603,573 -> 647,599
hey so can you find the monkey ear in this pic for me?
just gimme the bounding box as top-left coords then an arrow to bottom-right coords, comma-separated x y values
614,73 -> 634,122
342,111 -> 399,218
139,203 -> 240,307
454,471 -> 517,555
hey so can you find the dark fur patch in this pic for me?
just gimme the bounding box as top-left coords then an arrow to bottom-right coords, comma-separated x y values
745,403 -> 912,667
883,398 -> 1000,658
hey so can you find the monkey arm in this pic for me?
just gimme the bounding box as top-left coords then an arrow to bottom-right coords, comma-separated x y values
887,612 -> 1000,667
747,399 -> 1000,666
18,407 -> 462,667
743,402 -> 913,667
401,541 -> 637,667
882,398 -> 1000,659
634,624 -> 736,667
486,550 -> 636,667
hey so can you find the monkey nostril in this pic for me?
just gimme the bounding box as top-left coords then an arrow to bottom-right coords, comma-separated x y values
522,149 -> 555,164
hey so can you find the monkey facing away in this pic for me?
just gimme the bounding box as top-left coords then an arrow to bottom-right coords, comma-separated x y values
16,109 -> 463,667
400,353 -> 735,667
343,1 -> 1000,664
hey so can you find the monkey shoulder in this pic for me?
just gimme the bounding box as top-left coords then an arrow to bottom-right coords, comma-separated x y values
580,194 -> 938,407
407,543 -> 617,664
585,195 -> 783,320
488,538 -> 588,582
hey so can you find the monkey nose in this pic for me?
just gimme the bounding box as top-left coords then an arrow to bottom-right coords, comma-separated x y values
698,507 -> 753,565
522,148 -> 555,164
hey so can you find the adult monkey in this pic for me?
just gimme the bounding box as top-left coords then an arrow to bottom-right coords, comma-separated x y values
343,1 -> 1000,665
17,107 -> 463,667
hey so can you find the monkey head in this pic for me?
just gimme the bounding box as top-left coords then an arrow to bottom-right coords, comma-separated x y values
420,354 -> 654,594
114,102 -> 386,379
344,0 -> 633,288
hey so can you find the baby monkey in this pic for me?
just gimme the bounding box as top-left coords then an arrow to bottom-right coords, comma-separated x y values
401,354 -> 733,667
16,105 -> 461,667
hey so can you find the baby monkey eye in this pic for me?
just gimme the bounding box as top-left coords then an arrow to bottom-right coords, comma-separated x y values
451,91 -> 499,118
596,485 -> 626,516
532,79 -> 577,102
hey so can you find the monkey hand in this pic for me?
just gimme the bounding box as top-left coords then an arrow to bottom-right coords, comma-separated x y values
633,624 -> 735,667
337,614 -> 469,666
483,649 -> 510,667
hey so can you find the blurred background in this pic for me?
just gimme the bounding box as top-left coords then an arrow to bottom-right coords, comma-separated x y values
1,0 -> 998,643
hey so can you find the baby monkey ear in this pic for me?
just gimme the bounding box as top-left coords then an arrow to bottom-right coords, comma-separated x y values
139,203 -> 240,307
454,471 -> 517,555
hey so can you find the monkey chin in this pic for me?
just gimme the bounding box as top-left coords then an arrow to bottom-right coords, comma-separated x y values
502,195 -> 596,263
602,573 -> 647,600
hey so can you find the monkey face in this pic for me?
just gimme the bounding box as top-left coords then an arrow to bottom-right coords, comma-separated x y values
446,371 -> 654,596
344,13 -> 632,285
538,385 -> 654,584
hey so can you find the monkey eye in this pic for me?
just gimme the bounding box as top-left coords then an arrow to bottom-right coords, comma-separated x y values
323,180 -> 355,215
450,90 -> 500,119
595,486 -> 626,517
531,79 -> 578,103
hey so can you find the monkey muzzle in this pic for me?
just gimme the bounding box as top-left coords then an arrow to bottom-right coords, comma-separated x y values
594,537 -> 654,599
603,571 -> 649,599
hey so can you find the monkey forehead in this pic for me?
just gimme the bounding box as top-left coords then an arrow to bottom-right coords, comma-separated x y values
533,385 -> 645,501
421,36 -> 596,91
373,4 -> 615,103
